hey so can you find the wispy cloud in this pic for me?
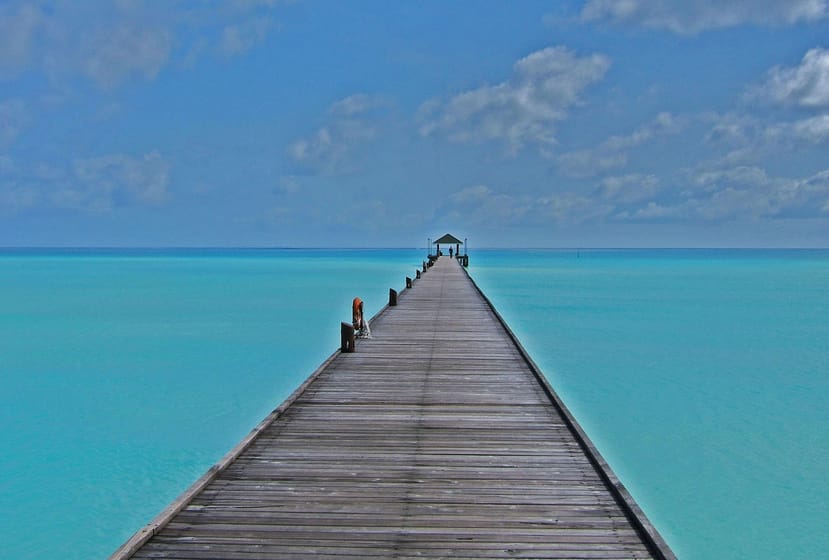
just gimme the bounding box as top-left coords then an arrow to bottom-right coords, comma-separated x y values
444,182 -> 647,228
219,16 -> 273,58
0,99 -> 28,148
579,0 -> 828,34
288,94 -> 388,174
537,191 -> 615,225
444,161 -> 829,229
330,94 -> 380,117
788,115 -> 829,142
2,2 -> 175,90
1,150 -> 170,215
419,46 -> 610,156
78,25 -> 173,90
596,173 -> 661,204
68,151 -> 170,211
557,112 -> 682,177
687,166 -> 829,220
614,165 -> 829,223
447,185 -> 532,226
0,0 -> 287,90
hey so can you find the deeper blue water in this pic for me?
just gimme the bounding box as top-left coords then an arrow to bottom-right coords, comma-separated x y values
1,248 -> 827,559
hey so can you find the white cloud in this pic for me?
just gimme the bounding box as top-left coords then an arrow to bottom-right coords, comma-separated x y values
700,187 -> 778,220
556,149 -> 628,177
79,25 -> 172,90
1,0 -> 287,89
605,112 -> 682,150
759,48 -> 829,108
557,112 -> 682,177
689,167 -> 779,219
289,127 -> 335,163
288,94 -> 385,174
219,16 -> 272,58
580,0 -> 828,33
330,94 -> 383,117
446,184 -> 623,227
2,2 -> 177,90
620,201 -> 681,220
420,46 -> 610,155
538,192 -> 615,225
702,109 -> 829,167
451,185 -> 494,205
445,185 -> 533,226
759,114 -> 829,146
692,166 -> 770,191
597,173 -> 661,204
609,162 -> 829,223
656,166 -> 829,221
790,115 -> 829,141
59,151 -> 170,212
446,164 -> 829,228
703,112 -> 760,145
289,123 -> 375,173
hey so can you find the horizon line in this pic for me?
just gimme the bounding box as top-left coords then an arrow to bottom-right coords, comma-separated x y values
1,246 -> 828,251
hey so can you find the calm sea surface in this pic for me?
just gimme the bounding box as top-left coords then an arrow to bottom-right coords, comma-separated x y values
1,248 -> 827,559
471,249 -> 829,560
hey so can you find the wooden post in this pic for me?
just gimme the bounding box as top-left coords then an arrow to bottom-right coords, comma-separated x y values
406,276 -> 412,289
422,261 -> 427,272
389,288 -> 398,306
416,270 -> 421,279
340,322 -> 355,353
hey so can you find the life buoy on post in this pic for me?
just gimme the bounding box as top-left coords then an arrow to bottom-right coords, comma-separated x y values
352,297 -> 371,338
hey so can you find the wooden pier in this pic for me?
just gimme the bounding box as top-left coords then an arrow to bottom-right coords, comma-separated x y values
112,256 -> 676,560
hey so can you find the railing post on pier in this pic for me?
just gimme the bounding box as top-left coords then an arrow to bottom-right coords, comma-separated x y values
422,261 -> 427,272
416,270 -> 421,279
389,288 -> 398,306
340,322 -> 355,353
406,276 -> 412,289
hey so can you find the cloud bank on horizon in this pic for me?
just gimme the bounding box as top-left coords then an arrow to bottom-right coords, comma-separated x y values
1,0 -> 828,247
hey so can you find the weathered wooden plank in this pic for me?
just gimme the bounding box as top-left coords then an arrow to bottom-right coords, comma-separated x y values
111,256 -> 675,560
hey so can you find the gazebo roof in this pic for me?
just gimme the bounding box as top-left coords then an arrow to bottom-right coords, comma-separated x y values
433,233 -> 464,245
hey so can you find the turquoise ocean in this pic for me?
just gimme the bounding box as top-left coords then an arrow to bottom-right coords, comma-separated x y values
1,248 -> 827,559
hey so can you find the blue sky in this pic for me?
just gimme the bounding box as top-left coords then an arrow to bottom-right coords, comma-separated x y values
1,0 -> 828,247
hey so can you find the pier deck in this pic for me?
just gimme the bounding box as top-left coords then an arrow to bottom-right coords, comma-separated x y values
113,256 -> 675,560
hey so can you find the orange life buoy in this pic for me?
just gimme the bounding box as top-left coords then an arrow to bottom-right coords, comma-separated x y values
352,297 -> 363,328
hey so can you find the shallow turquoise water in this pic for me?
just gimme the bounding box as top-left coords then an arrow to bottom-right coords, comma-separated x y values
469,249 -> 829,560
0,249 -> 422,560
2,249 -> 827,559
